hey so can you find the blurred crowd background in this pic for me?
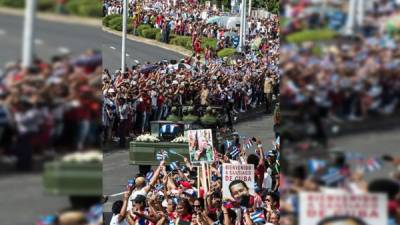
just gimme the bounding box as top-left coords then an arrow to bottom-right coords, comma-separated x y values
279,1 -> 400,225
0,50 -> 102,171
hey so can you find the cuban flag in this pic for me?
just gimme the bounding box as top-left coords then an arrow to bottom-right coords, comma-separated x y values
307,159 -> 327,174
156,149 -> 168,161
184,189 -> 196,197
229,146 -> 240,159
250,210 -> 266,224
245,138 -> 254,149
320,168 -> 345,186
146,170 -> 154,181
364,157 -> 383,172
170,161 -> 180,171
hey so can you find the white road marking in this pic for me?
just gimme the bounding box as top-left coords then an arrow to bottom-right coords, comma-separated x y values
110,46 -> 116,50
34,39 -> 43,45
57,47 -> 70,54
109,191 -> 126,197
126,53 -> 130,57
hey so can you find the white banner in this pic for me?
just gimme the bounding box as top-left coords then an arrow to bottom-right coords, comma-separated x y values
222,163 -> 254,200
299,192 -> 388,225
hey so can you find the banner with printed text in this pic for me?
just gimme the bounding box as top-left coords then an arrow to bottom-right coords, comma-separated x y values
222,163 -> 255,200
299,192 -> 388,225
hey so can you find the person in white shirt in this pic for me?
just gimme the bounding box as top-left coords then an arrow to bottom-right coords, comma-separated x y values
110,189 -> 132,225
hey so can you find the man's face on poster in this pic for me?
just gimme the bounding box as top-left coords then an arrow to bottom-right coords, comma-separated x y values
318,216 -> 367,225
229,182 -> 249,199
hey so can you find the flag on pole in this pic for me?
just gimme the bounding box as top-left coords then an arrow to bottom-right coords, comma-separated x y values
156,149 -> 168,161
229,146 -> 240,159
245,138 -> 254,149
145,170 -> 154,181
364,157 -> 383,172
170,161 -> 180,171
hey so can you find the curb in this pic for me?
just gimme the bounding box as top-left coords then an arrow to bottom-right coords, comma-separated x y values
0,6 -> 101,27
102,27 -> 193,57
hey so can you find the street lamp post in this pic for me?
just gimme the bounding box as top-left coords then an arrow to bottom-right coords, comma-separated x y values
22,0 -> 37,68
248,0 -> 251,17
343,0 -> 357,36
238,0 -> 246,53
356,0 -> 364,28
121,0 -> 127,73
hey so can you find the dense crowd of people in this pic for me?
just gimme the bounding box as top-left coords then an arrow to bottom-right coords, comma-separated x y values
279,151 -> 400,225
0,50 -> 102,171
103,0 -> 279,50
102,0 -> 280,148
107,135 -> 281,225
278,1 -> 400,225
102,46 -> 279,147
278,0 -> 400,147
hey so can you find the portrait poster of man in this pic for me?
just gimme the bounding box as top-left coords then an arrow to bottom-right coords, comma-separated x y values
222,163 -> 255,201
188,129 -> 214,163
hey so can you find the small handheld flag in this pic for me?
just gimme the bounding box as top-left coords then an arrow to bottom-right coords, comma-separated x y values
170,161 -> 180,171
250,210 -> 266,224
229,146 -> 240,159
245,138 -> 254,149
146,170 -> 154,181
156,149 -> 168,161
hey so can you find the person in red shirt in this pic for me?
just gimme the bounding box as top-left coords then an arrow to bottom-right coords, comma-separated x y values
193,37 -> 202,54
176,199 -> 192,223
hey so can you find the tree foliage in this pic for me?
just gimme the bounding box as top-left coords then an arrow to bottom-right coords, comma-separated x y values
252,0 -> 279,14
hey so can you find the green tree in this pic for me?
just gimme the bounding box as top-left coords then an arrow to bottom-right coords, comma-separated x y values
252,0 -> 279,14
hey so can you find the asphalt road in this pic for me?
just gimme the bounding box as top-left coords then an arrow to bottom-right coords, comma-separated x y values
0,13 -> 101,67
102,31 -> 185,72
0,172 -> 69,225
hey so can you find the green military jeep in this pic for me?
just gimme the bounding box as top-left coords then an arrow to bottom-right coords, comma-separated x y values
42,151 -> 102,208
129,121 -> 198,166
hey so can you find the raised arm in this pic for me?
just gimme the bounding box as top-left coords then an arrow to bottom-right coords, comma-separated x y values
118,186 -> 134,222
144,160 -> 165,193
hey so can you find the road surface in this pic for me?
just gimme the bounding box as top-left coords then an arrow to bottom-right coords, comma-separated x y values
102,31 -> 184,72
0,13 -> 101,66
